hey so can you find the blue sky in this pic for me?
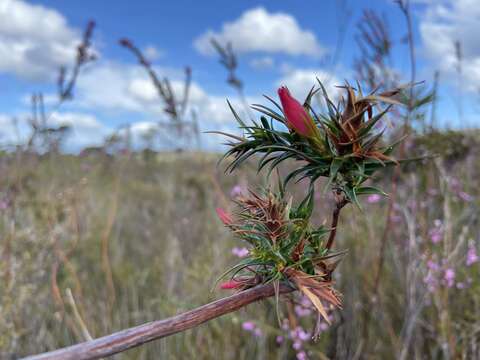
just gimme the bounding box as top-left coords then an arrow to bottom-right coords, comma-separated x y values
0,0 -> 478,151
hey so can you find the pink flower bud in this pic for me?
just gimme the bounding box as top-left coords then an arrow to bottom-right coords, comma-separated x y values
220,279 -> 243,290
216,207 -> 233,225
278,86 -> 316,137
220,280 -> 242,290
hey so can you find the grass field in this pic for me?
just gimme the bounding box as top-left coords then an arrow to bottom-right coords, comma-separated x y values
1,132 -> 479,359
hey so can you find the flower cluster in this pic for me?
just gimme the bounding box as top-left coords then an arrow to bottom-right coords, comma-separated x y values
217,189 -> 342,324
449,177 -> 475,203
241,298 -> 332,360
466,245 -> 479,266
241,321 -> 262,337
423,243 -> 478,293
214,81 -> 413,337
428,219 -> 443,244
217,81 -> 412,206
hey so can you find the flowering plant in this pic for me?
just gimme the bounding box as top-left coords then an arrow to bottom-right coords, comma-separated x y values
215,80 -> 414,335
217,188 -> 342,326
218,81 -> 412,207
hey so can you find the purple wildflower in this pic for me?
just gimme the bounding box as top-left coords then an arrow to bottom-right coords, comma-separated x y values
297,328 -> 311,341
296,351 -> 308,360
0,200 -> 8,210
231,247 -> 249,258
444,268 -> 455,288
367,194 -> 381,203
423,272 -> 438,293
319,322 -> 329,332
230,184 -> 245,198
466,246 -> 479,266
300,296 -> 312,307
429,220 -> 443,244
242,321 -> 256,331
294,305 -> 312,317
458,191 -> 474,202
427,260 -> 440,272
449,177 -> 461,192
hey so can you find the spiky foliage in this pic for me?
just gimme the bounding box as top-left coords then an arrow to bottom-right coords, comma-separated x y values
218,188 -> 343,324
217,81 -> 412,207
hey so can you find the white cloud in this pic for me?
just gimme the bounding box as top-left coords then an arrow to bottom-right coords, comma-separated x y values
129,121 -> 158,135
0,114 -> 24,145
420,0 -> 480,92
0,0 -> 81,80
48,111 -> 110,148
50,111 -> 105,130
75,60 -> 252,129
53,60 -> 250,150
194,7 -> 325,58
74,61 -> 348,150
118,121 -> 160,146
0,110 -> 109,151
75,61 -> 172,114
249,56 -> 275,70
276,68 -> 341,101
143,45 -> 163,62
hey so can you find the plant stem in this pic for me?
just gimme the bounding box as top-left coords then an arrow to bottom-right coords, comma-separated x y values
326,194 -> 348,250
23,283 -> 294,360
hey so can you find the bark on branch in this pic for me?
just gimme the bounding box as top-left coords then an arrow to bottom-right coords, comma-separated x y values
23,283 -> 294,360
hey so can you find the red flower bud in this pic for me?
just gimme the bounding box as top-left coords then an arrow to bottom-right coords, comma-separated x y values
278,86 -> 316,137
216,207 -> 233,225
220,279 -> 243,290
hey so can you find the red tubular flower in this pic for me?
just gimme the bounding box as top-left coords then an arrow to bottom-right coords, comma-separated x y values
216,207 -> 233,225
219,279 -> 243,290
278,86 -> 316,137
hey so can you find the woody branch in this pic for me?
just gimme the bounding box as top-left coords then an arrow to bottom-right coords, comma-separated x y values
23,283 -> 294,360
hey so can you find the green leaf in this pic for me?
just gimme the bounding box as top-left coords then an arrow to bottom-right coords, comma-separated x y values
266,152 -> 295,178
263,94 -> 284,113
324,157 -> 343,193
296,186 -> 315,220
260,116 -> 271,130
329,158 -> 343,179
355,186 -> 388,197
227,99 -> 249,131
303,85 -> 320,108
343,185 -> 361,209
211,258 -> 260,293
317,78 -> 338,120
413,92 -> 434,109
251,104 -> 286,124
283,167 -> 308,188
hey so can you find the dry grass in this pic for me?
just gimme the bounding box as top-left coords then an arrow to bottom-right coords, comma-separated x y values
1,135 -> 479,359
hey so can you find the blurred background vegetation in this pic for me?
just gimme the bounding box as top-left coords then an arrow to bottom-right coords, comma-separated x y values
1,134 -> 479,359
